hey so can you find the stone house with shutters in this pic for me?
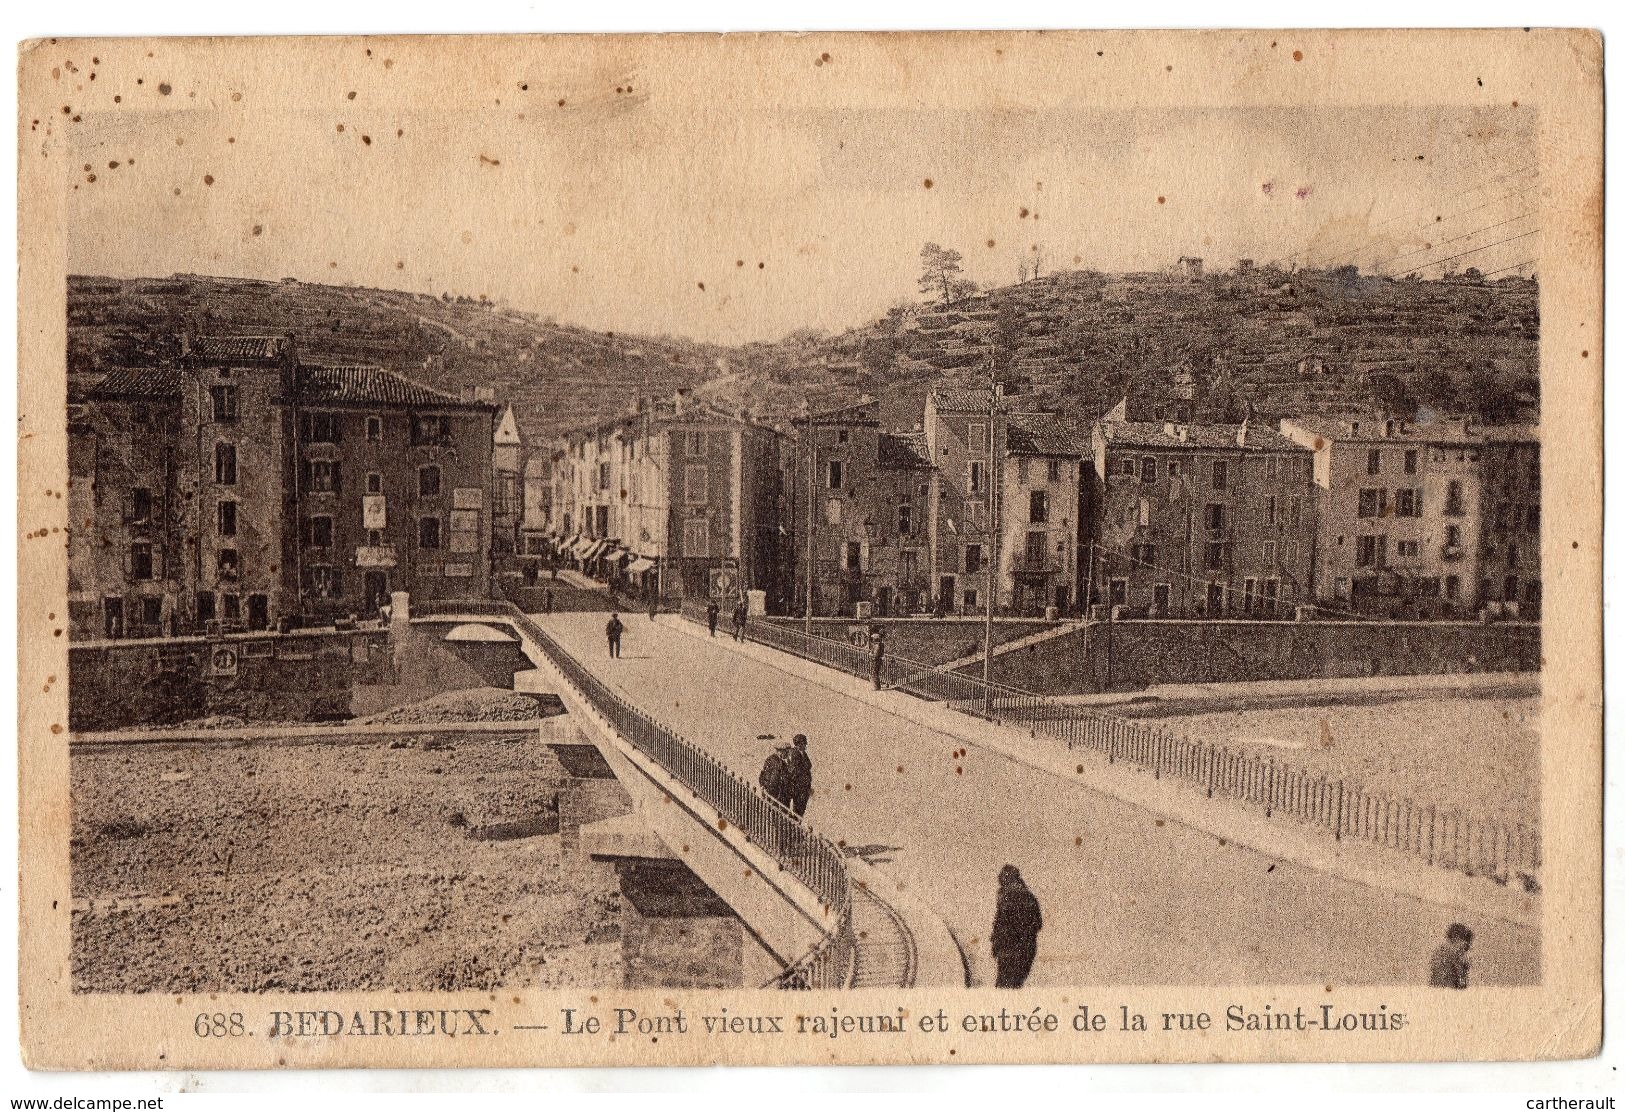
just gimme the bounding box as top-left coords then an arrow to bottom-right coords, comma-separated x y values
66,335 -> 497,640
1087,405 -> 1317,617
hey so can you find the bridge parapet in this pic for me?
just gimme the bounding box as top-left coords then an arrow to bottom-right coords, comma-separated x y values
417,599 -> 856,989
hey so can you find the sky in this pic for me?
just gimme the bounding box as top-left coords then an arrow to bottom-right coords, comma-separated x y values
61,43 -> 1537,345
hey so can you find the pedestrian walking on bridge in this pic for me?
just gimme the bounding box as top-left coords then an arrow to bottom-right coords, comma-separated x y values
605,612 -> 624,659
706,600 -> 720,637
785,734 -> 814,819
732,599 -> 748,642
870,628 -> 887,690
991,864 -> 1042,988
757,735 -> 792,810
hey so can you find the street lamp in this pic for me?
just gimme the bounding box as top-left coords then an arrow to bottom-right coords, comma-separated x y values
982,355 -> 1000,717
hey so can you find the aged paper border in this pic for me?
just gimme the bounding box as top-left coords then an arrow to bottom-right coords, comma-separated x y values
16,28 -> 1603,1069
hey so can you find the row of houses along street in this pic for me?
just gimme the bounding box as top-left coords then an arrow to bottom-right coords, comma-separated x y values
64,331 -> 1540,643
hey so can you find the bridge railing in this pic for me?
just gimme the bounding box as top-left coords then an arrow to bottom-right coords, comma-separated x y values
676,602 -> 1541,888
418,599 -> 856,989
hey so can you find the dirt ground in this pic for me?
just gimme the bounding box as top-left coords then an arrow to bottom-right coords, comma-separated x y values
71,729 -> 623,993
1157,694 -> 1539,829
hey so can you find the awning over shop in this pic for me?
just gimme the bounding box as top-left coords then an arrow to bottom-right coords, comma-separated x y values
604,547 -> 630,564
625,557 -> 656,575
583,539 -> 610,560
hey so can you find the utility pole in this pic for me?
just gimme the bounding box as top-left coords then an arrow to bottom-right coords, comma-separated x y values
982,356 -> 1000,716
804,401 -> 816,637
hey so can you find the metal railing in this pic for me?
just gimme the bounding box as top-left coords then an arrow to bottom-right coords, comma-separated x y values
678,601 -> 1541,887
418,599 -> 856,988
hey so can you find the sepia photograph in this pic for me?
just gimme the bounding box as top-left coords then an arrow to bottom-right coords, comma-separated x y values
15,27 -> 1602,1072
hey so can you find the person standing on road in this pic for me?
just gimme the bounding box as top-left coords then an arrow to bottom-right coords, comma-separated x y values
784,734 -> 813,819
543,588 -> 554,614
647,592 -> 659,622
1429,923 -> 1474,989
870,628 -> 887,690
991,864 -> 1042,988
732,600 -> 748,643
605,612 -> 624,659
706,600 -> 720,637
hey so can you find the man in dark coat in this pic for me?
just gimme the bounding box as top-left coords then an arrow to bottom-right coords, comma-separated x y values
757,737 -> 791,809
784,734 -> 813,818
706,600 -> 720,637
991,864 -> 1042,988
870,628 -> 887,690
1429,923 -> 1473,989
605,612 -> 624,658
731,600 -> 748,642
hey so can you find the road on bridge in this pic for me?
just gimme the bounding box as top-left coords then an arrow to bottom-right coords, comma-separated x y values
534,610 -> 1538,989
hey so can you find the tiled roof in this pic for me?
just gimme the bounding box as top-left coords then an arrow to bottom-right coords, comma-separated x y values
296,365 -> 489,408
1280,414 -> 1538,447
806,397 -> 879,423
878,431 -> 933,470
1006,412 -> 1090,456
82,367 -> 184,399
929,387 -> 1002,414
1103,420 -> 1307,453
187,335 -> 291,364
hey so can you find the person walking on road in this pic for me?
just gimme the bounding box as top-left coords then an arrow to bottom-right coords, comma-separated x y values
991,864 -> 1043,988
647,593 -> 659,622
1429,923 -> 1473,989
784,734 -> 814,819
731,600 -> 748,643
605,612 -> 624,659
543,588 -> 554,614
706,600 -> 720,637
757,736 -> 792,810
870,628 -> 887,690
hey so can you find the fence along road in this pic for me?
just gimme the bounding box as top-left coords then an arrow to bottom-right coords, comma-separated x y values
689,603 -> 1540,890
540,607 -> 1538,987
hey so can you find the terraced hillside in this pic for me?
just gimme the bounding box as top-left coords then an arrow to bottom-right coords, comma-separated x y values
68,265 -> 1538,441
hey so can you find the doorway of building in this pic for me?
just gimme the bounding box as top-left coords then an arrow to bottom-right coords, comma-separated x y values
247,593 -> 269,631
364,571 -> 389,616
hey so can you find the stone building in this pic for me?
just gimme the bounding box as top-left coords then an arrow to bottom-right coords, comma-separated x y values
491,404 -> 524,561
1000,412 -> 1091,615
547,391 -> 787,604
1087,411 -> 1318,617
786,399 -> 935,618
1279,412 -> 1541,617
922,387 -> 1010,615
66,335 -> 498,640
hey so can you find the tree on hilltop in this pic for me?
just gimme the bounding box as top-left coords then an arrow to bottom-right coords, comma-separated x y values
919,242 -> 965,306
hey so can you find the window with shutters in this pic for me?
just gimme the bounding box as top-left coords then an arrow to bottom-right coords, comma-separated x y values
967,422 -> 987,451
217,500 -> 238,537
897,503 -> 913,536
686,431 -> 706,458
1141,457 -> 1157,484
1131,543 -> 1157,568
367,472 -> 383,494
307,460 -> 339,493
305,515 -> 333,548
210,384 -> 238,422
1265,495 -> 1277,524
129,542 -> 154,581
217,548 -> 238,579
685,464 -> 709,504
418,465 -> 442,497
1211,460 -> 1227,489
1047,459 -> 1062,482
130,487 -> 153,524
968,460 -> 985,494
303,412 -> 341,443
1118,457 -> 1137,478
1029,490 -> 1048,523
683,518 -> 709,557
964,544 -> 983,574
412,414 -> 452,445
221,593 -> 241,621
827,460 -> 844,489
1204,541 -> 1225,570
1367,448 -> 1382,475
366,415 -> 382,441
214,442 -> 237,485
1204,502 -> 1225,532
1404,448 -> 1418,474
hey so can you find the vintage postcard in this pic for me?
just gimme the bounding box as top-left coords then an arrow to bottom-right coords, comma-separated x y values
17,29 -> 1602,1070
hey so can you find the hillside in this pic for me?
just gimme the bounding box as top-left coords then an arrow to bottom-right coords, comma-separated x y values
67,265 -> 1539,442
715,265 -> 1541,428
67,274 -> 725,439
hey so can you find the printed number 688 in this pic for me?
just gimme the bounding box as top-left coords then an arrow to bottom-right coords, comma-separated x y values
193,1012 -> 246,1037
